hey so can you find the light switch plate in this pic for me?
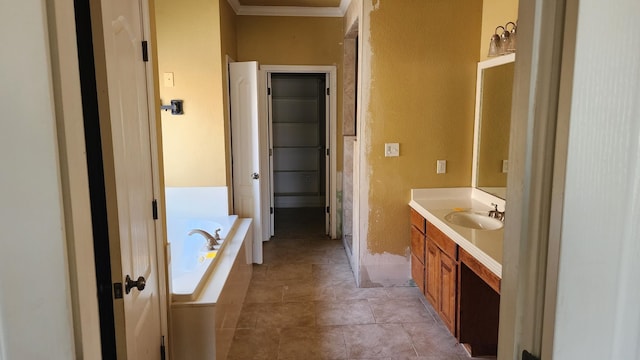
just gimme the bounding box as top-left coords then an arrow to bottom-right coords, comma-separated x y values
163,72 -> 174,87
437,160 -> 447,174
502,160 -> 509,173
385,143 -> 399,157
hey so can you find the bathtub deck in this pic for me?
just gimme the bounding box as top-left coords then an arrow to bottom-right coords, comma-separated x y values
170,218 -> 252,360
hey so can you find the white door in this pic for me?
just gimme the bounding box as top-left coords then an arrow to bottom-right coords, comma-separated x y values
230,61 -> 264,264
100,0 -> 162,358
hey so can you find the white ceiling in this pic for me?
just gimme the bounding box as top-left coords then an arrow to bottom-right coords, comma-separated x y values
227,0 -> 351,17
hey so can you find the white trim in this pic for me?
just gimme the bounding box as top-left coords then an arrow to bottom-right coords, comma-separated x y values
141,0 -> 170,352
47,0 -> 102,356
261,65 -> 338,239
498,0 -> 569,357
226,0 -> 351,17
471,53 -> 515,188
225,55 -> 236,213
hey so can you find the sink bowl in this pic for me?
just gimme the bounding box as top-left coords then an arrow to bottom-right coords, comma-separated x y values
444,211 -> 503,230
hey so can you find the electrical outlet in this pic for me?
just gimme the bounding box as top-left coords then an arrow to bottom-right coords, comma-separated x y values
437,160 -> 447,174
502,160 -> 509,173
384,143 -> 399,157
163,72 -> 174,87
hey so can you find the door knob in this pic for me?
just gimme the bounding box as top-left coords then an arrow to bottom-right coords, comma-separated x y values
252,172 -> 260,180
125,275 -> 146,294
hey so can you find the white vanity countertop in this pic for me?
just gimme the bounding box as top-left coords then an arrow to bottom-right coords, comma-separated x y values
409,187 -> 505,278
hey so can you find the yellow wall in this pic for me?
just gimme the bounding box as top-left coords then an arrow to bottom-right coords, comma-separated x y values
237,15 -> 344,170
480,0 -> 519,60
361,1 -> 483,256
155,0 -> 227,187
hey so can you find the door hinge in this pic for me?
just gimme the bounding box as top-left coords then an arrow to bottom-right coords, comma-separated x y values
160,336 -> 166,360
326,148 -> 330,156
269,148 -> 273,156
326,206 -> 330,214
326,88 -> 330,95
142,41 -> 149,62
270,207 -> 274,214
152,199 -> 158,220
268,87 -> 272,95
113,283 -> 123,299
522,350 -> 540,360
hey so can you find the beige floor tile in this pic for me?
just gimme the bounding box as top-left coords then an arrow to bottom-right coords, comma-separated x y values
334,285 -> 389,300
283,281 -> 336,302
266,263 -> 313,281
244,280 -> 285,303
342,323 -> 417,358
369,297 -> 435,324
278,326 -> 347,360
251,264 -> 268,280
254,301 -> 317,328
226,328 -> 280,360
385,286 -> 423,299
402,322 -> 468,358
315,299 -> 376,326
313,263 -> 356,284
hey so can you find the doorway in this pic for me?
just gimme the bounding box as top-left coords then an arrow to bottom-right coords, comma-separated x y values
261,66 -> 338,240
270,73 -> 328,234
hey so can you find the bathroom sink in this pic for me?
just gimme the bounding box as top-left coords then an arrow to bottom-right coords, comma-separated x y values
444,211 -> 503,230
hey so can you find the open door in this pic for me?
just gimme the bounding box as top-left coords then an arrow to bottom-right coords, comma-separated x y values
230,61 -> 264,264
97,0 -> 163,358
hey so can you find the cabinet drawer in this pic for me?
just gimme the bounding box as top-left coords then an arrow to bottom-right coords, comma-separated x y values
410,226 -> 425,264
410,208 -> 426,233
426,221 -> 458,259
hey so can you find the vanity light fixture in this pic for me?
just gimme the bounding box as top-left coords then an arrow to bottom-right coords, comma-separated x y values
488,21 -> 518,57
488,26 -> 504,57
505,21 -> 517,53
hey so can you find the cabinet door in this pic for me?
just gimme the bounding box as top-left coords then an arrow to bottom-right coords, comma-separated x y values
425,239 -> 440,308
411,253 -> 425,294
439,253 -> 457,335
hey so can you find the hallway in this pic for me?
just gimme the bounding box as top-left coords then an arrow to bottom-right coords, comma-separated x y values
227,208 -> 484,359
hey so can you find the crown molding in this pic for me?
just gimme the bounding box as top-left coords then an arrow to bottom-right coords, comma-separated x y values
226,0 -> 351,17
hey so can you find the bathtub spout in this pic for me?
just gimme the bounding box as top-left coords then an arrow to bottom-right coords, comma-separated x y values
188,229 -> 221,251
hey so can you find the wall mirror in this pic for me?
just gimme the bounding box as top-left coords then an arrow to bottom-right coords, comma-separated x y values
472,53 -> 515,200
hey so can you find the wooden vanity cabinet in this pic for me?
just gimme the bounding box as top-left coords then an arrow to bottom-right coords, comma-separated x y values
408,207 -> 500,356
410,209 -> 426,294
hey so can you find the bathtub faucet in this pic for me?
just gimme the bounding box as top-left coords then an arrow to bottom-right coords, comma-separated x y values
188,228 -> 221,251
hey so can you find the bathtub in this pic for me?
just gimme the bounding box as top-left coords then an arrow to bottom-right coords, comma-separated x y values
167,215 -> 238,301
165,187 -> 253,359
168,215 -> 253,359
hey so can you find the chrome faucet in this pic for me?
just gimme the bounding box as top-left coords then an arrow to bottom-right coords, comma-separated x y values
188,228 -> 221,251
488,203 -> 505,222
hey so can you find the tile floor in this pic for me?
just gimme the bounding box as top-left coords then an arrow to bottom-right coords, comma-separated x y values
227,208 -> 490,360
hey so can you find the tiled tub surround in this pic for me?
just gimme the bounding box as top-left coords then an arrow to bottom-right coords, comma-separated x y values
409,188 -> 505,278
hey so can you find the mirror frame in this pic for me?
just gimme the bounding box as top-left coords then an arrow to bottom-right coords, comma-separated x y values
471,53 -> 516,198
